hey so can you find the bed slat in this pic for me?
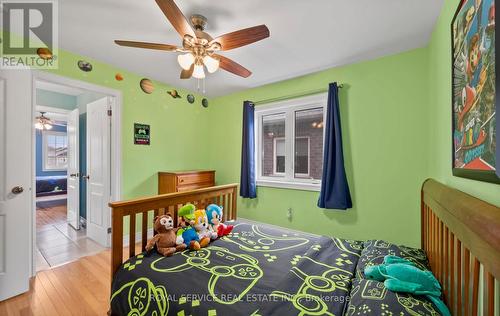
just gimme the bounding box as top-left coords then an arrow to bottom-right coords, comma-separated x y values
457,239 -> 462,316
464,248 -> 470,315
141,212 -> 148,251
450,232 -> 455,315
111,211 -> 123,282
444,226 -> 449,300
173,204 -> 179,228
232,191 -> 237,223
471,257 -> 480,316
486,272 -> 494,316
129,214 -> 136,258
439,220 -> 443,284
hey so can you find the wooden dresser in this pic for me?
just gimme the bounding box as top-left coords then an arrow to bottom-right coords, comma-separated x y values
158,170 -> 215,194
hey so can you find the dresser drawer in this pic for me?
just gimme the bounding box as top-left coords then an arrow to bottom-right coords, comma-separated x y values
176,183 -> 211,192
177,172 -> 214,186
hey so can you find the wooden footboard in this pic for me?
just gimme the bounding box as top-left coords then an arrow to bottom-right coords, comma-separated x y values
421,179 -> 499,316
108,184 -> 238,283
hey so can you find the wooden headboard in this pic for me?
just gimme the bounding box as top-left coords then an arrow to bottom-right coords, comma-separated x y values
108,183 -> 238,283
421,179 -> 500,316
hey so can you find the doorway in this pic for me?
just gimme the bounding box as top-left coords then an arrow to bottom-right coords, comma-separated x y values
32,73 -> 122,272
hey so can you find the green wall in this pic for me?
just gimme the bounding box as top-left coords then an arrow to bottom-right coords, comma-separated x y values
44,50 -> 211,200
427,0 -> 500,206
207,48 -> 430,247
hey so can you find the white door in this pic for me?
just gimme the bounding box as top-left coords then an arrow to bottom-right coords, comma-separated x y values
67,109 -> 80,229
86,97 -> 111,246
0,70 -> 32,300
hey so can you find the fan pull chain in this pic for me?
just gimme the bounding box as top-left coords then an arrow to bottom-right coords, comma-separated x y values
195,79 -> 206,95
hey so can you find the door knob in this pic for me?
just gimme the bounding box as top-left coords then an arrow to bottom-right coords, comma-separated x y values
11,186 -> 24,194
82,175 -> 90,180
70,173 -> 79,177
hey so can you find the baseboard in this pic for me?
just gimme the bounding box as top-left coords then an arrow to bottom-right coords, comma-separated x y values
80,216 -> 87,228
123,228 -> 154,247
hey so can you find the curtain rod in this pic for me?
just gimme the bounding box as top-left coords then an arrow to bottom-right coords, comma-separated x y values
252,84 -> 344,105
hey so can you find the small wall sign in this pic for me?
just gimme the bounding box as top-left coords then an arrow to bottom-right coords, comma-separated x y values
134,123 -> 150,145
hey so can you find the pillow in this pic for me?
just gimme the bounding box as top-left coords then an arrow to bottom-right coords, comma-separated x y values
345,278 -> 441,316
355,239 -> 429,278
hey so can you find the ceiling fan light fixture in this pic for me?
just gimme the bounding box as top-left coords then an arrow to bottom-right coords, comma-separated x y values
177,53 -> 195,70
203,55 -> 219,73
35,112 -> 53,130
192,64 -> 206,79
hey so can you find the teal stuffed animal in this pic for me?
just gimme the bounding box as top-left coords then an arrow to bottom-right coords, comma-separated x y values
364,255 -> 450,316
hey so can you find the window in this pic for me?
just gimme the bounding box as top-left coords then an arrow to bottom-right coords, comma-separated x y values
43,131 -> 68,171
255,94 -> 326,191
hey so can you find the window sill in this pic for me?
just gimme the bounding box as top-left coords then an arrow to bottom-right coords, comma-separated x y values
256,179 -> 321,192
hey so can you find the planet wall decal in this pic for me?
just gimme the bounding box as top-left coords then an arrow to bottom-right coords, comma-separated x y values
167,90 -> 181,98
202,98 -> 209,108
77,60 -> 93,72
140,78 -> 154,94
115,73 -> 124,81
37,47 -> 53,60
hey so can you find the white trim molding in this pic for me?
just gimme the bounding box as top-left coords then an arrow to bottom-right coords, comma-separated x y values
35,105 -> 71,115
254,93 -> 326,191
257,179 -> 321,192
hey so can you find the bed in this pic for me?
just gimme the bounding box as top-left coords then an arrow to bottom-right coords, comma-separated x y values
108,180 -> 500,315
35,175 -> 67,197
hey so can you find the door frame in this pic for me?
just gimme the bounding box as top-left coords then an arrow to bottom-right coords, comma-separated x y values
31,71 -> 122,276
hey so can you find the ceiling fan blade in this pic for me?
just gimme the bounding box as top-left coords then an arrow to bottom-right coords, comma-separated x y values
180,64 -> 194,79
155,0 -> 196,39
114,40 -> 178,51
211,25 -> 270,51
214,54 -> 252,78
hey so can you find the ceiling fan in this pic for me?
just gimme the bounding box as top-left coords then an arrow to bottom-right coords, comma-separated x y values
35,112 -> 53,130
114,0 -> 270,79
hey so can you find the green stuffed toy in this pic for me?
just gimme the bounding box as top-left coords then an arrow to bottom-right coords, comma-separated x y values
364,255 -> 450,316
176,203 -> 201,250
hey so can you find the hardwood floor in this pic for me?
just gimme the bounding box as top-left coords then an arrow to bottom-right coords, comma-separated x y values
0,244 -> 142,315
36,205 -> 66,232
0,250 -> 111,315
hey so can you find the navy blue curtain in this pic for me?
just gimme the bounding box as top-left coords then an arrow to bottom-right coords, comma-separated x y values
318,83 -> 352,210
240,101 -> 257,198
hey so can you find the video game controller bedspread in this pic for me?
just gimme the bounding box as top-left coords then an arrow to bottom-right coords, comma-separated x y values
110,220 -> 363,316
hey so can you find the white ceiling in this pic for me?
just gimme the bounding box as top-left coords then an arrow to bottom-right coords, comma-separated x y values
59,0 -> 443,97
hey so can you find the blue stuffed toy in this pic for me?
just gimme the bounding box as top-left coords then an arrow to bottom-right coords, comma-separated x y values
205,204 -> 233,237
364,255 -> 450,316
